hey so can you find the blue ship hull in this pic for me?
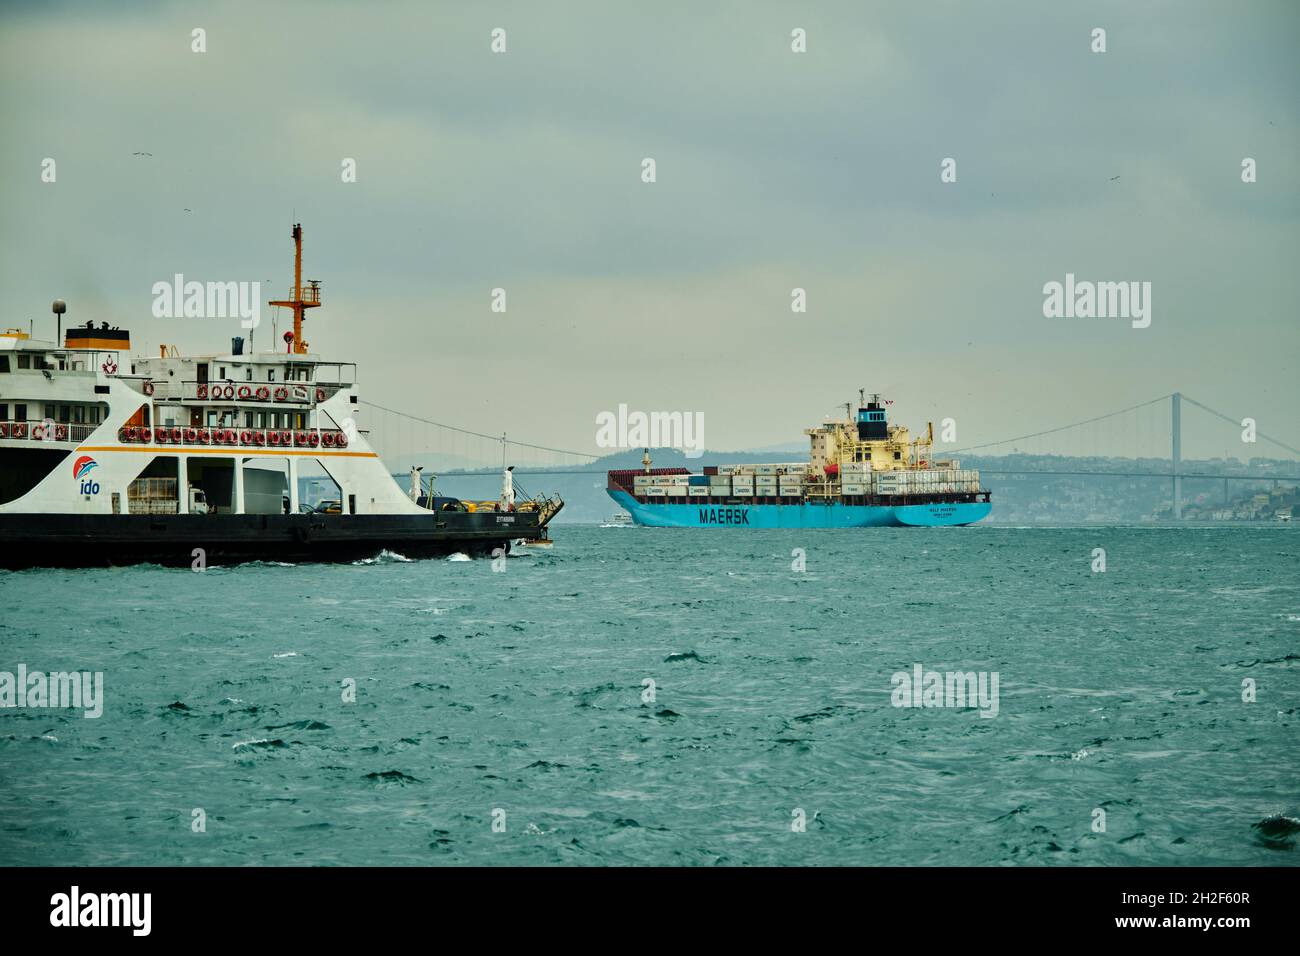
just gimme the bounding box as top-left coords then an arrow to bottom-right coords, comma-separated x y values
607,490 -> 990,528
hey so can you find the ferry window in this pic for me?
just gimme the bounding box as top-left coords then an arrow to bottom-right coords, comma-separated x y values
257,412 -> 266,427
0,404 -> 6,419
90,408 -> 100,424
207,412 -> 216,426
18,354 -> 31,369
268,369 -> 275,382
245,412 -> 253,427
865,452 -> 871,460
0,356 -> 8,372
894,451 -> 901,460
219,366 -> 226,378
246,368 -> 253,381
59,405 -> 71,423
73,406 -> 84,424
14,404 -> 26,421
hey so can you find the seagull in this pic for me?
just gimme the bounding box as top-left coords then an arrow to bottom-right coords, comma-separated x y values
1109,175 -> 1120,181
132,151 -> 153,157
183,208 -> 192,213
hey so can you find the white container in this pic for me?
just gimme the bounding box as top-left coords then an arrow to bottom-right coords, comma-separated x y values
644,488 -> 667,497
688,487 -> 709,497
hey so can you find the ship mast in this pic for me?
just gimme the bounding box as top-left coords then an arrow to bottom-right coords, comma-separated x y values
268,223 -> 321,355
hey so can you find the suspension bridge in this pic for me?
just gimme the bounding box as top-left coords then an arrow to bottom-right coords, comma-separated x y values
357,393 -> 1300,519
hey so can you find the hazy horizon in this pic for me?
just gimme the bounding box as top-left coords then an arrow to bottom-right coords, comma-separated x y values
3,0 -> 1297,462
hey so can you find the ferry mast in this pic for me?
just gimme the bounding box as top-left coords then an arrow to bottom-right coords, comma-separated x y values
268,223 -> 322,354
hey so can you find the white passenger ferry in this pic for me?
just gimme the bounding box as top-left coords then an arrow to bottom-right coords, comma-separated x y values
0,225 -> 562,568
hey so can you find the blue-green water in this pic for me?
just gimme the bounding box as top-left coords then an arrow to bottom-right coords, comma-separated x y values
1,526 -> 1297,866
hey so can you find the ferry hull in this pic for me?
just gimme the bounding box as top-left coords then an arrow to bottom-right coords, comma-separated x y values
608,490 -> 990,528
0,512 -> 546,569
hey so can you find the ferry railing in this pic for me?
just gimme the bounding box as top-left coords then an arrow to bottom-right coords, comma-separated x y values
0,420 -> 97,443
169,380 -> 348,404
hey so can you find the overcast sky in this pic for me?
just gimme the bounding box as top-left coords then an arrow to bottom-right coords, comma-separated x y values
2,0 -> 1296,461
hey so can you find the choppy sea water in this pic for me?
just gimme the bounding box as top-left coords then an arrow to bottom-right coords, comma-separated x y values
1,525 -> 1297,867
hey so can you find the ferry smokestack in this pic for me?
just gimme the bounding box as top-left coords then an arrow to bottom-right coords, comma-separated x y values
52,299 -> 66,348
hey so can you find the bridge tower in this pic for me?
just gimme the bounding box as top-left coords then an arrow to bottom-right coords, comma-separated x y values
1172,392 -> 1182,520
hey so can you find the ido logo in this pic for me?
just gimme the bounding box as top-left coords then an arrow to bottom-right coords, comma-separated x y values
72,455 -> 100,495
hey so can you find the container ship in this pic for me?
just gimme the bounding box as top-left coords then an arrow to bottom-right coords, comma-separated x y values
606,392 -> 990,528
0,225 -> 562,568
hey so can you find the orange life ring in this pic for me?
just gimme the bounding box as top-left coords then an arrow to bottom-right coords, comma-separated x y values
155,428 -> 167,443
237,385 -> 251,400
255,430 -> 267,446
256,386 -> 270,401
222,384 -> 235,399
308,432 -> 320,447
13,423 -> 26,439
240,430 -> 252,444
143,381 -> 155,396
315,388 -> 326,402
268,430 -> 280,446
295,431 -> 307,446
0,423 -> 7,439
274,386 -> 288,402
322,431 -> 335,447
170,427 -> 182,442
199,428 -> 211,444
335,431 -> 348,449
196,384 -> 208,399
56,424 -> 68,441
185,427 -> 198,443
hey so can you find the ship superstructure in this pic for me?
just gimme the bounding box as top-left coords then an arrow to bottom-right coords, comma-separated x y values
606,392 -> 990,528
0,226 -> 562,567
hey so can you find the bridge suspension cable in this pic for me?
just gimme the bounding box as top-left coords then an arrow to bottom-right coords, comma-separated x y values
359,400 -> 599,462
1179,395 -> 1300,457
945,395 -> 1171,455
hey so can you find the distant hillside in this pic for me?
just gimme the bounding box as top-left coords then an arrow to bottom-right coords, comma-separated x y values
408,449 -> 1300,525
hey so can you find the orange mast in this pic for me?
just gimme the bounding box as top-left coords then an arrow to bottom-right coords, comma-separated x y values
268,223 -> 321,355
